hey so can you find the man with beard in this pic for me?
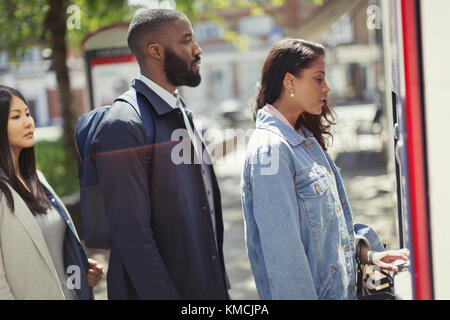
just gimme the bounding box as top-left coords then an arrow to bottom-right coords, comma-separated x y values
91,9 -> 229,299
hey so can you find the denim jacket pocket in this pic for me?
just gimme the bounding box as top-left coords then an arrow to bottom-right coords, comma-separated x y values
295,173 -> 334,230
318,265 -> 338,300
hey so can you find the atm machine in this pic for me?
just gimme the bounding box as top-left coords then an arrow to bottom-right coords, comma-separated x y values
380,0 -> 450,300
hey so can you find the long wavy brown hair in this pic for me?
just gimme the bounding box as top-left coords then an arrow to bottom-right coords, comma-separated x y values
254,38 -> 336,150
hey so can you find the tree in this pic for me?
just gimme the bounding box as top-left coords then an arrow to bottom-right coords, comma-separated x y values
0,0 -> 135,164
0,0 -> 329,163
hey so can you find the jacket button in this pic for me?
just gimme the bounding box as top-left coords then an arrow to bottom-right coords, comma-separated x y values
202,205 -> 207,211
314,184 -> 321,193
212,255 -> 216,260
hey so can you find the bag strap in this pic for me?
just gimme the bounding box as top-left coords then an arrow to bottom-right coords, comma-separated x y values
357,260 -> 363,298
114,88 -> 154,145
75,105 -> 112,172
114,88 -> 155,185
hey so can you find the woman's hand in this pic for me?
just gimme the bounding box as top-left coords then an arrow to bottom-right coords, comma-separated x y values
369,248 -> 410,272
87,258 -> 104,287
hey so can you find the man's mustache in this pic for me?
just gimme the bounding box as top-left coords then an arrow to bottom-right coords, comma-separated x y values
192,55 -> 201,66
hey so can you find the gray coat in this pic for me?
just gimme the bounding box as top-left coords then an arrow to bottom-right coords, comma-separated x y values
0,171 -> 92,300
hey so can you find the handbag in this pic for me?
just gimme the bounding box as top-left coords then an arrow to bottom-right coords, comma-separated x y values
356,261 -> 396,300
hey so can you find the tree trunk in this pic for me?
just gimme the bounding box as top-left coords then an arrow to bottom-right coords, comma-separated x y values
46,0 -> 77,163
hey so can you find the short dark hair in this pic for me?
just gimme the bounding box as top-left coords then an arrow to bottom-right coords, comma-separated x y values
127,9 -> 186,57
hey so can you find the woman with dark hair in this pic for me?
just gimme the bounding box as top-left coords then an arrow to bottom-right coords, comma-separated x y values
0,85 -> 103,300
240,39 -> 409,299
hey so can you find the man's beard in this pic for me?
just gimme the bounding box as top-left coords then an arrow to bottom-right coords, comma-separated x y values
164,48 -> 201,87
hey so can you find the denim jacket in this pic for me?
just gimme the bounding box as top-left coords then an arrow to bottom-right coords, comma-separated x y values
240,109 -> 385,300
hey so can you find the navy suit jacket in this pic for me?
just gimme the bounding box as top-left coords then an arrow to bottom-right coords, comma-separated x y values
92,79 -> 229,299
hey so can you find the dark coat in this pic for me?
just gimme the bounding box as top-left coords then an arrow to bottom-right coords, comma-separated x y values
92,79 -> 229,300
42,183 -> 94,300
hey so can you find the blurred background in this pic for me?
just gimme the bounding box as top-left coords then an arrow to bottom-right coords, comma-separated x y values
0,0 -> 400,299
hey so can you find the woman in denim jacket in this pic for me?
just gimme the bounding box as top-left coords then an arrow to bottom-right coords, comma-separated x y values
240,39 -> 409,300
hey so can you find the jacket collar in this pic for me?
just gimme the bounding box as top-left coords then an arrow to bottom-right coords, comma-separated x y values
255,108 -> 313,147
137,74 -> 178,109
132,78 -> 176,116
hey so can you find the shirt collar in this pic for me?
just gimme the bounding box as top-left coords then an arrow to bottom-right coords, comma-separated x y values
138,74 -> 178,109
256,107 -> 313,147
263,104 -> 296,131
